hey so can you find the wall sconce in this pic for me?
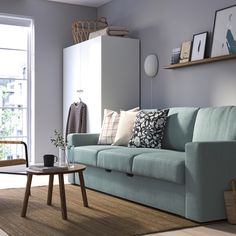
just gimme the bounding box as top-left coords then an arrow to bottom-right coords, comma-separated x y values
144,54 -> 159,78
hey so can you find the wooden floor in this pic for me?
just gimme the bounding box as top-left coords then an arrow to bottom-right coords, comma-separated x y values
0,174 -> 236,236
0,222 -> 234,236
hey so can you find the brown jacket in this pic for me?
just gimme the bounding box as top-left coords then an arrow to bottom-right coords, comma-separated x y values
66,102 -> 87,139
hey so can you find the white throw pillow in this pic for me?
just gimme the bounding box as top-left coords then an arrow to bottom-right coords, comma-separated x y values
112,110 -> 139,146
126,107 -> 139,112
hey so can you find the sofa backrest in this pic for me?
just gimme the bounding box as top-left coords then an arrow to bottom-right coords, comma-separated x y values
162,107 -> 199,151
192,106 -> 236,142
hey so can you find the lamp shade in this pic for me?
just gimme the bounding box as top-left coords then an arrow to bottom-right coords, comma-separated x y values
144,54 -> 158,77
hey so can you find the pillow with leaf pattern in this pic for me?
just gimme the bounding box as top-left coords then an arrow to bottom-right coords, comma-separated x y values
128,109 -> 169,148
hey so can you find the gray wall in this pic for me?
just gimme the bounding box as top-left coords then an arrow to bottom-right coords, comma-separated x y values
98,0 -> 236,109
0,0 -> 96,163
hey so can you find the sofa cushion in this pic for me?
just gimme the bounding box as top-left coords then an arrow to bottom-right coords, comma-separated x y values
97,147 -> 158,173
98,109 -> 120,145
128,109 -> 169,148
132,150 -> 185,184
112,110 -> 139,146
193,106 -> 236,141
74,145 -> 122,166
162,107 -> 199,151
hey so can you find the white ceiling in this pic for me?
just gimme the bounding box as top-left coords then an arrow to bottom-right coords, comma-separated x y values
48,0 -> 112,7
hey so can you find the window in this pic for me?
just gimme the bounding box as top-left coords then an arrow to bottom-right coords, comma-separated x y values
0,14 -> 34,161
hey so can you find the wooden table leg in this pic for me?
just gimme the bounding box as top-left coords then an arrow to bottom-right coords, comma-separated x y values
78,171 -> 88,207
58,174 -> 67,220
47,174 -> 54,205
21,173 -> 33,217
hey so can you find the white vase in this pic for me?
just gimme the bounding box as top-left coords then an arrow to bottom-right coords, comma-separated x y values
58,147 -> 67,167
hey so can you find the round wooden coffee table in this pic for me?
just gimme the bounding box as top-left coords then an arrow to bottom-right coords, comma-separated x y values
21,164 -> 88,220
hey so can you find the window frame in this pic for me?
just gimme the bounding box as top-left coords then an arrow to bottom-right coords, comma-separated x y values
0,13 -> 35,163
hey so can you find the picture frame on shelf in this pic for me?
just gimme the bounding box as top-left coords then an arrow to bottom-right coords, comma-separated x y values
191,32 -> 208,61
171,47 -> 181,64
211,5 -> 236,57
179,41 -> 192,63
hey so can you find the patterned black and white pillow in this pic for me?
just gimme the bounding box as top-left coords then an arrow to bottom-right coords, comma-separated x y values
128,109 -> 169,148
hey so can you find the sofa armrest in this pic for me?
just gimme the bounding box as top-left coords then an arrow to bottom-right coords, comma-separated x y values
185,141 -> 236,222
67,133 -> 100,147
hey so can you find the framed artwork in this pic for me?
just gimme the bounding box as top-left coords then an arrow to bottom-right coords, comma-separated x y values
179,41 -> 192,63
211,5 -> 236,57
191,32 -> 208,61
171,47 -> 181,64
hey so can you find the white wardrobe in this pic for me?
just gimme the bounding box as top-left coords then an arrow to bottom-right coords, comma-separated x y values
63,36 -> 140,133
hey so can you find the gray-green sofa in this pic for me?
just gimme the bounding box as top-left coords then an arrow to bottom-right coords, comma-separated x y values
67,106 -> 236,222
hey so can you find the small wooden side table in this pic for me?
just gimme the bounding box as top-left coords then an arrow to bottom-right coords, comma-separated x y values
21,164 -> 88,220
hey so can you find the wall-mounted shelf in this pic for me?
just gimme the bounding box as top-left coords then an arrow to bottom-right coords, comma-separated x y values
163,54 -> 236,69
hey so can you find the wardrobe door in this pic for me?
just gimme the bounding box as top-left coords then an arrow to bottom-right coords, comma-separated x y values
79,37 -> 102,133
101,36 -> 140,112
63,44 -> 81,134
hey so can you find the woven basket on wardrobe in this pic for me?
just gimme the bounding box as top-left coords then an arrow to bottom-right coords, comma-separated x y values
72,17 -> 108,44
224,179 -> 236,224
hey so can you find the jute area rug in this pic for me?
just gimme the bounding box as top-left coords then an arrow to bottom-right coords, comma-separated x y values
0,184 -> 198,236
